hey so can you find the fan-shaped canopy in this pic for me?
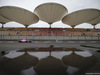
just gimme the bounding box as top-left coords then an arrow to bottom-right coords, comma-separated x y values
88,16 -> 100,25
0,6 -> 39,27
62,9 -> 100,27
34,3 -> 68,24
0,15 -> 11,24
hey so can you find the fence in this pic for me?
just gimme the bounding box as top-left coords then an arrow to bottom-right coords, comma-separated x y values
0,35 -> 100,41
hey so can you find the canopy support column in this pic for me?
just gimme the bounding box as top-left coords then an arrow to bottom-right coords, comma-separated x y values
49,23 -> 52,36
25,25 -> 28,28
72,26 -> 75,29
93,24 -> 96,29
49,23 -> 52,29
1,23 -> 4,28
94,26 -> 95,29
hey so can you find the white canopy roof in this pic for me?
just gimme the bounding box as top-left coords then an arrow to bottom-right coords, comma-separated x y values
0,6 -> 39,27
88,15 -> 100,25
0,15 -> 11,24
34,3 -> 68,24
62,9 -> 100,27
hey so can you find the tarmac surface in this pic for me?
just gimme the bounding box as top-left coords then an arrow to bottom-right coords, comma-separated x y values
0,42 -> 100,75
0,42 -> 100,52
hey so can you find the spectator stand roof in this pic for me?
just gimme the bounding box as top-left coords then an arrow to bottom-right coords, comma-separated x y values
0,3 -> 100,29
87,15 -> 100,29
0,15 -> 11,28
34,3 -> 68,28
62,9 -> 100,28
0,6 -> 39,28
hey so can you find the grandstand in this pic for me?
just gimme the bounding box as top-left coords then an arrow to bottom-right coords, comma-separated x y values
0,27 -> 100,43
0,3 -> 100,43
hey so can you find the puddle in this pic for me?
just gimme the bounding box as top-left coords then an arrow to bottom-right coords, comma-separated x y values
0,47 -> 99,75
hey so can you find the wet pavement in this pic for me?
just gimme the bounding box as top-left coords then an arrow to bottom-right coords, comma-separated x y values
0,46 -> 100,75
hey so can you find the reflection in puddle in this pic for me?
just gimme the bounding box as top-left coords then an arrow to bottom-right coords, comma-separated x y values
34,56 -> 67,75
0,48 -> 98,75
62,51 -> 97,75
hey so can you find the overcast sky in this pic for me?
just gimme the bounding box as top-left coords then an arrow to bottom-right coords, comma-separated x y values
0,0 -> 100,28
